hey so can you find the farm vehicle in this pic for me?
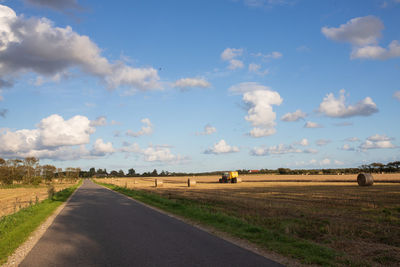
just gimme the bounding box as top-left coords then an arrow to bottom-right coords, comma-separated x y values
219,171 -> 239,183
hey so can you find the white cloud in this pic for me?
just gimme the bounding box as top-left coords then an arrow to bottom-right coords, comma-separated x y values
316,139 -> 330,146
229,82 -> 272,94
320,158 -> 331,165
281,109 -> 307,122
0,114 -> 97,159
322,16 -> 383,46
228,59 -> 244,70
37,114 -> 95,147
173,77 -> 211,89
252,51 -> 283,59
142,146 -> 185,162
229,82 -> 282,137
221,48 -> 243,61
393,91 -> 400,101
197,124 -> 217,135
341,144 -> 355,151
346,137 -> 359,142
248,63 -> 269,76
351,40 -> 400,60
318,90 -> 378,118
304,121 -> 323,128
359,134 -> 396,150
126,118 -> 153,137
204,139 -> 239,154
0,4 -> 161,91
23,0 -> 81,11
244,89 -> 283,137
221,48 -> 245,70
322,15 -> 400,60
250,144 -> 302,156
298,138 -> 309,146
91,138 -> 115,156
120,142 -> 187,163
90,116 -> 107,127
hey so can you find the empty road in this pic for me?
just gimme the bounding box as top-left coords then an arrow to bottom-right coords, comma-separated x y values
20,179 -> 282,266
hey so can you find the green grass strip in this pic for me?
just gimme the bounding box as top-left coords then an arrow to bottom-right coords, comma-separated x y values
0,180 -> 82,264
97,182 -> 340,266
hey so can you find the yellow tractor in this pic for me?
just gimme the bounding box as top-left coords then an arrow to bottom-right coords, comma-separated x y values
219,171 -> 239,183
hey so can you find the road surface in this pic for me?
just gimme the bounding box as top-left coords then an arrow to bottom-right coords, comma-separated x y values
20,179 -> 282,266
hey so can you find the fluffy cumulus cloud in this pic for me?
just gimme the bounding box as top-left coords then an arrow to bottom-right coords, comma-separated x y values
0,114 -> 117,160
360,134 -> 396,150
221,48 -> 244,70
197,124 -> 217,135
322,16 -> 383,46
204,140 -> 239,154
304,121 -> 323,128
0,5 -> 160,91
23,0 -> 81,11
322,15 -> 400,60
351,40 -> 400,60
229,82 -> 282,137
318,90 -> 378,118
91,138 -> 115,156
173,78 -> 211,90
251,143 -> 317,156
126,118 -> 153,137
341,144 -> 355,151
394,91 -> 400,101
281,109 -> 307,122
120,142 -> 187,163
298,138 -> 309,146
90,116 -> 107,127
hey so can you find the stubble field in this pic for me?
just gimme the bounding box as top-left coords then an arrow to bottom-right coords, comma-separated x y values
0,181 -> 79,218
96,173 -> 400,266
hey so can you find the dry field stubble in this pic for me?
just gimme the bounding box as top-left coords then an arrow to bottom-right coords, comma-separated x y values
97,174 -> 400,265
0,181 -> 79,218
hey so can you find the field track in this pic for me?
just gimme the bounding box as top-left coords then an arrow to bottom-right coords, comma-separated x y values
19,179 -> 281,267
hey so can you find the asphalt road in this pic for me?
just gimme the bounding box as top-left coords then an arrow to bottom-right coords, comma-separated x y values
20,179 -> 282,267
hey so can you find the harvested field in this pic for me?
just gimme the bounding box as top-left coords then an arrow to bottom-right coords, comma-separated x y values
0,181 -> 79,218
96,174 -> 400,266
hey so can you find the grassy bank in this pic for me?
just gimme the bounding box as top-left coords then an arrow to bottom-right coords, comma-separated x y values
97,181 -> 346,266
0,180 -> 82,264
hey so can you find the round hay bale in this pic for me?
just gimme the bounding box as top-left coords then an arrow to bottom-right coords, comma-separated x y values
187,178 -> 196,187
155,179 -> 163,187
236,177 -> 242,183
357,173 -> 374,186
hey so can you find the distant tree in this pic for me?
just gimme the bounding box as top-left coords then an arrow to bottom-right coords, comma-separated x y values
151,169 -> 158,176
42,165 -> 56,183
118,170 -> 125,177
110,170 -> 119,177
89,167 -> 96,177
127,168 -> 135,176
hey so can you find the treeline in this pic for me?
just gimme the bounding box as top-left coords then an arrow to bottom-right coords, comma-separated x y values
2,157 -> 399,184
0,157 -> 80,185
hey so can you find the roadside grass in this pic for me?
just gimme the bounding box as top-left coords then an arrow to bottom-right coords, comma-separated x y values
0,180 -> 82,265
97,181 -> 345,266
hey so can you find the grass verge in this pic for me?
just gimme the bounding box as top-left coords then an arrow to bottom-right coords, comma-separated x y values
0,180 -> 82,265
97,181 -> 343,266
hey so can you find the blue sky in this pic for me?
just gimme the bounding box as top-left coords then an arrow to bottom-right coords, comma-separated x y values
0,0 -> 399,173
